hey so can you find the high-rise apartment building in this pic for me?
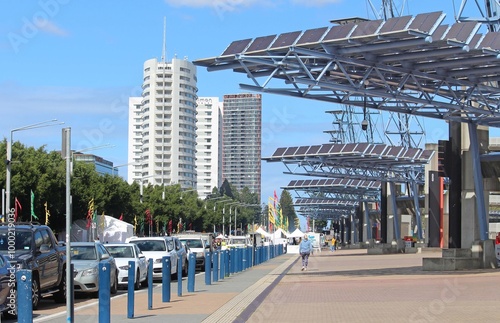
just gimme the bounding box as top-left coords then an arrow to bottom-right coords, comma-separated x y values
196,97 -> 223,199
222,94 -> 262,200
128,57 -> 198,189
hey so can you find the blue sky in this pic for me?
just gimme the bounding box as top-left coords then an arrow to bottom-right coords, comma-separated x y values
0,1 -> 494,227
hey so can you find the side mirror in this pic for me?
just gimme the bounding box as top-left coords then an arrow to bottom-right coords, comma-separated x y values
101,253 -> 110,260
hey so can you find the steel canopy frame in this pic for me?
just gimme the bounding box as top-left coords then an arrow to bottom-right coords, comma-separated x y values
194,10 -> 495,241
194,12 -> 500,127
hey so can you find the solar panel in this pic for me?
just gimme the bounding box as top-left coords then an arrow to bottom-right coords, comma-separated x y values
431,25 -> 450,41
270,31 -> 302,49
244,35 -> 277,53
469,33 -> 483,49
272,147 -> 287,157
295,146 -> 309,155
306,145 -> 321,155
283,146 -> 299,156
370,144 -> 387,155
445,21 -> 480,43
328,144 -> 344,154
323,24 -> 356,42
350,19 -> 383,38
318,144 -> 334,154
296,27 -> 329,45
341,143 -> 357,153
408,11 -> 444,34
479,32 -> 500,51
379,15 -> 413,34
402,148 -> 421,160
221,39 -> 253,56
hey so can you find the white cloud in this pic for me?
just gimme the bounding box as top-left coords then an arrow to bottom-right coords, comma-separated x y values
35,20 -> 69,37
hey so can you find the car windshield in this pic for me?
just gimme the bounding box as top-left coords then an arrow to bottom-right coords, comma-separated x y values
106,246 -> 134,258
71,246 -> 97,260
230,238 -> 247,244
132,240 -> 166,252
0,231 -> 33,251
181,239 -> 203,248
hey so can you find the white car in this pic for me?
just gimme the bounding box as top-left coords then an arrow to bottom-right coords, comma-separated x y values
125,237 -> 178,280
105,243 -> 149,289
177,234 -> 209,271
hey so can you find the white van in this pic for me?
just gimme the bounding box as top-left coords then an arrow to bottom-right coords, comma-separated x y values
176,234 -> 209,271
125,236 -> 178,279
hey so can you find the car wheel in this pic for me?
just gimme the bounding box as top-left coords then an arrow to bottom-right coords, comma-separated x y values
134,270 -> 141,290
32,276 -> 41,310
141,271 -> 149,287
110,271 -> 118,294
54,268 -> 66,303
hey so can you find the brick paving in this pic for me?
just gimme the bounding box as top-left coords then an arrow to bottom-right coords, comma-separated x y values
26,248 -> 500,323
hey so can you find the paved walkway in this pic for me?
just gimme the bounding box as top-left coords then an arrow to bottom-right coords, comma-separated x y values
30,248 -> 500,322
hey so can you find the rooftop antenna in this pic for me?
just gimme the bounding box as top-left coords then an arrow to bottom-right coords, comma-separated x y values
161,16 -> 167,63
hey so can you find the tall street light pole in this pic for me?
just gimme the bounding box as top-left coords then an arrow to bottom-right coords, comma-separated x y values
5,119 -> 63,217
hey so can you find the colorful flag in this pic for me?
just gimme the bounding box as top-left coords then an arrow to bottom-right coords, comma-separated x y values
44,201 -> 50,225
168,219 -> 173,234
119,213 -> 123,221
30,190 -> 38,220
134,215 -> 137,233
86,198 -> 94,229
177,218 -> 182,233
14,197 -> 22,222
99,212 -> 106,233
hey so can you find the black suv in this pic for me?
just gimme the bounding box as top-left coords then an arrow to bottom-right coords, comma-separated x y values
0,222 -> 66,310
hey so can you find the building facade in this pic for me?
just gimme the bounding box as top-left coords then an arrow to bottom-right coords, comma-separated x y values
128,57 -> 198,189
196,97 -> 223,199
222,93 -> 262,200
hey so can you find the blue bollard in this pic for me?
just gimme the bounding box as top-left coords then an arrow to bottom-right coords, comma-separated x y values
229,248 -> 235,274
128,261 -> 135,318
205,252 -> 212,285
188,253 -> 196,292
148,258 -> 153,310
219,250 -> 225,279
236,248 -> 241,272
225,249 -> 230,277
16,269 -> 32,323
177,256 -> 182,296
213,250 -> 219,282
162,256 -> 171,302
98,262 -> 111,323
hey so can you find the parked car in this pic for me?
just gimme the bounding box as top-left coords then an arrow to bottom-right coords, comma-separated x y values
0,223 -> 66,310
227,235 -> 252,249
71,242 -> 118,295
125,237 -> 178,280
0,254 -> 13,318
176,234 -> 209,271
105,243 -> 148,289
165,236 -> 187,278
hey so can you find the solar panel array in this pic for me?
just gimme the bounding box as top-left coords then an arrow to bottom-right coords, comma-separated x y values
265,143 -> 433,166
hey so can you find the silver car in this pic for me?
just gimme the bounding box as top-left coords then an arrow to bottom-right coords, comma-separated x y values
71,242 -> 118,295
105,243 -> 148,289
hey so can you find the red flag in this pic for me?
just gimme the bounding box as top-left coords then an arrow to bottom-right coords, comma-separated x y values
145,210 -> 152,226
119,213 -> 123,221
188,223 -> 192,230
14,197 -> 22,222
168,219 -> 173,234
273,190 -> 279,207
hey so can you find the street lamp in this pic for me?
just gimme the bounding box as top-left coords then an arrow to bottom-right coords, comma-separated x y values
5,119 -> 64,217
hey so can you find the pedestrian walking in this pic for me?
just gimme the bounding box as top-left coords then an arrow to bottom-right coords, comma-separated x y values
330,236 -> 336,252
299,234 -> 313,271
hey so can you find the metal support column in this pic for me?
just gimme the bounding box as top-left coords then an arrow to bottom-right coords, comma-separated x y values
468,123 -> 488,241
410,171 -> 423,241
364,201 -> 372,240
389,181 -> 401,241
